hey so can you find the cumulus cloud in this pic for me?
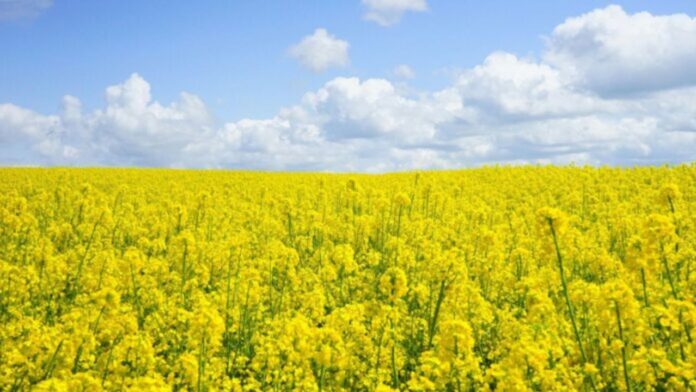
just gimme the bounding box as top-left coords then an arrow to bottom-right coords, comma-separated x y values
393,64 -> 416,79
544,5 -> 696,96
0,0 -> 52,21
0,104 -> 62,163
2,5 -> 696,171
362,0 -> 428,26
301,77 -> 458,143
453,52 -> 607,120
0,74 -> 214,167
91,74 -> 215,166
288,28 -> 349,73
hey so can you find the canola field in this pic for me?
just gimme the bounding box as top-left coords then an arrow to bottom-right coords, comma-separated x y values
0,167 -> 694,391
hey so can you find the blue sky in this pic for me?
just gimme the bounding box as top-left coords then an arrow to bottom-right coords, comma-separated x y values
1,1 -> 696,170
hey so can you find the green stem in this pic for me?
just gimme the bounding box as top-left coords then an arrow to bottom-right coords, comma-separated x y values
224,249 -> 234,375
181,242 -> 188,301
428,278 -> 447,349
614,301 -> 631,392
548,219 -> 597,392
640,268 -> 649,307
197,336 -> 207,392
390,320 -> 399,388
660,251 -> 678,299
41,340 -> 64,381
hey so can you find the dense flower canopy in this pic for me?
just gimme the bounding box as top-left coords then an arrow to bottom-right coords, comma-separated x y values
0,166 -> 694,390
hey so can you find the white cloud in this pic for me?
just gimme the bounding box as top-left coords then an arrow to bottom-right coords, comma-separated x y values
91,74 -> 215,166
0,74 -> 214,167
453,52 -> 611,121
288,28 -> 349,73
362,0 -> 428,26
544,5 -> 696,96
0,0 -> 52,21
2,5 -> 696,171
2,68 -> 695,171
393,64 -> 415,79
301,77 -> 456,143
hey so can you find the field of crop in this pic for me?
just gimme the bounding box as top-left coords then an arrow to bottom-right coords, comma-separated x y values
0,167 -> 694,391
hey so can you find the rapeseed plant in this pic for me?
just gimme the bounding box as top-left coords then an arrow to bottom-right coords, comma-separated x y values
0,166 -> 693,390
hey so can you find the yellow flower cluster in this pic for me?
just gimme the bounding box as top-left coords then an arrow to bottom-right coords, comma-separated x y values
0,166 -> 694,391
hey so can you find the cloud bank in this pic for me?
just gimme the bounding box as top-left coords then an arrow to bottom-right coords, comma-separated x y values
1,5 -> 695,171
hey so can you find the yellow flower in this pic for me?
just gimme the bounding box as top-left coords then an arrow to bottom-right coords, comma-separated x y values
536,207 -> 568,234
380,267 -> 408,301
1,166 -> 694,391
658,183 -> 681,206
395,192 -> 411,207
